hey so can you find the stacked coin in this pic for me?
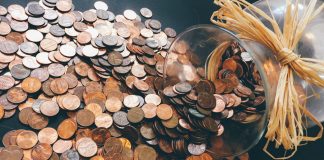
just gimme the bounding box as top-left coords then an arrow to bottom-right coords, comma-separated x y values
0,0 -> 262,159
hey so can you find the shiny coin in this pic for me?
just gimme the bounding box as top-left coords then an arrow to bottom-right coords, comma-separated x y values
38,127 -> 58,145
140,8 -> 153,18
95,113 -> 113,128
16,130 -> 38,149
123,10 -> 137,20
26,30 -> 43,42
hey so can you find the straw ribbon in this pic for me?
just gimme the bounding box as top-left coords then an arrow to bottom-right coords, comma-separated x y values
277,48 -> 300,66
210,0 -> 324,159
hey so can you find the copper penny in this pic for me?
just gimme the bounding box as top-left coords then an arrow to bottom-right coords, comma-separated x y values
40,38 -> 58,52
28,112 -> 49,130
21,77 -> 42,93
0,75 -> 15,90
53,139 -> 72,154
57,118 -> 77,139
62,94 -> 80,110
30,67 -> 50,82
127,107 -> 144,123
91,127 -> 111,146
16,130 -> 38,149
50,78 -> 69,94
0,105 -> 4,119
156,104 -> 173,120
7,87 -> 27,104
76,137 -> 97,157
76,109 -> 95,127
18,107 -> 34,125
31,143 -> 53,160
95,113 -> 113,128
142,103 -> 157,119
77,31 -> 92,44
75,62 -> 90,77
105,97 -> 122,113
85,103 -> 103,117
38,127 -> 58,145
61,73 -> 78,89
0,145 -> 23,160
40,100 -> 60,116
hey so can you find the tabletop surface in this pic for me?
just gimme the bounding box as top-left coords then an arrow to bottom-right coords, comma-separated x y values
0,0 -> 323,160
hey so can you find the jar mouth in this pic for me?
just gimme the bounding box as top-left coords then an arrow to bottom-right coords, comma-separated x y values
165,24 -> 272,158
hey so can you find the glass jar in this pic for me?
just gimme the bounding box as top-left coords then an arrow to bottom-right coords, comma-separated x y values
164,24 -> 279,158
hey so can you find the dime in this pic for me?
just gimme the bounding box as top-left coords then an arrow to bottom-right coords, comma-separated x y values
140,8 -> 153,18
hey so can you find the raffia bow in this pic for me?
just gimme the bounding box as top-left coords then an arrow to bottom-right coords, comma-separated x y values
210,0 -> 324,159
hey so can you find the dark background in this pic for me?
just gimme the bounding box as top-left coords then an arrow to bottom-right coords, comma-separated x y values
0,0 -> 323,159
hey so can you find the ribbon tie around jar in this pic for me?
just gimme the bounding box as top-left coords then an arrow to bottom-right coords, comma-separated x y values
277,48 -> 299,66
210,0 -> 324,159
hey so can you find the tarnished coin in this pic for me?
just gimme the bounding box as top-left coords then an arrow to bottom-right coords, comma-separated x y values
50,78 -> 69,94
0,145 -> 24,160
76,109 -> 95,127
28,112 -> 49,130
48,63 -> 66,77
7,87 -> 27,104
127,107 -> 144,123
107,51 -> 123,66
0,75 -> 15,90
20,42 -> 38,55
11,64 -> 30,79
113,111 -> 129,127
60,150 -> 80,160
0,40 -> 18,54
30,67 -> 50,82
31,143 -> 53,160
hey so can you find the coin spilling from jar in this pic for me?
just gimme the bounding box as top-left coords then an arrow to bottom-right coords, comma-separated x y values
0,0 -> 263,159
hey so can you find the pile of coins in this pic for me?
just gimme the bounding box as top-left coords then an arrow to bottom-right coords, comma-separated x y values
0,0 -> 262,159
